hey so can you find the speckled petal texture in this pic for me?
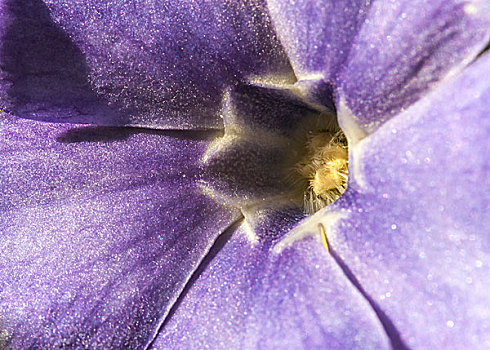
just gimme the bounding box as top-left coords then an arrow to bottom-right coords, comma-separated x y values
243,206 -> 306,241
267,0 -> 490,132
203,137 -> 293,202
314,53 -> 490,349
151,225 -> 391,350
266,0 -> 371,79
0,114 -> 239,348
1,0 -> 489,348
337,0 -> 490,132
201,83 -> 328,207
0,0 -> 291,129
222,83 -> 322,139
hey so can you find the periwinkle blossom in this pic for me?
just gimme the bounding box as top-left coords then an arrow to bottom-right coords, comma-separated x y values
0,0 -> 489,348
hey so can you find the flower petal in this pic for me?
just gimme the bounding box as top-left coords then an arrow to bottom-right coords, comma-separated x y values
266,0 -> 371,79
201,82 -> 339,209
242,205 -> 306,242
202,136 -> 293,203
338,0 -> 490,132
151,224 -> 391,349
0,114 -> 239,348
0,0 -> 291,129
301,54 -> 490,348
223,83 -> 322,139
267,0 -> 489,131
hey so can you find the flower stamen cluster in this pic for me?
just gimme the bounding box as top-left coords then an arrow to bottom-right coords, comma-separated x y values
295,130 -> 348,213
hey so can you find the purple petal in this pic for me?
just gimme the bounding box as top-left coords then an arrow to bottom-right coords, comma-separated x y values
0,0 -> 291,129
266,0 -> 371,79
0,114 -> 239,348
151,224 -> 391,349
338,0 -> 490,132
243,205 -> 306,241
202,136 -> 293,203
223,83 -> 321,139
298,54 -> 490,348
267,0 -> 489,131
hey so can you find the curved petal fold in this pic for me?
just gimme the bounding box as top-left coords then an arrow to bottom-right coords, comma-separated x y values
267,0 -> 489,131
202,136 -> 292,203
338,0 -> 490,132
223,83 -> 322,139
316,53 -> 490,348
0,0 -> 291,129
151,224 -> 391,350
242,205 -> 306,242
0,114 -> 239,348
266,0 -> 371,79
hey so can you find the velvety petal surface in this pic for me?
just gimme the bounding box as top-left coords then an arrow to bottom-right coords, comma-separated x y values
293,54 -> 490,349
266,0 -> 371,79
0,0 -> 291,129
242,205 -> 306,242
267,0 -> 490,132
151,224 -> 391,350
223,83 -> 324,139
202,136 -> 293,203
201,83 -> 333,207
0,114 -> 239,348
338,0 -> 490,132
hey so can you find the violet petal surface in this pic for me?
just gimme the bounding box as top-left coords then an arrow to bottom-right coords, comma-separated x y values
151,224 -> 391,350
267,0 -> 371,79
338,0 -> 490,132
0,114 -> 239,348
295,53 -> 490,349
0,0 -> 291,129
267,0 -> 490,132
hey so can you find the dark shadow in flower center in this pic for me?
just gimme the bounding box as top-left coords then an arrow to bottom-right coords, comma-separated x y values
200,82 -> 348,241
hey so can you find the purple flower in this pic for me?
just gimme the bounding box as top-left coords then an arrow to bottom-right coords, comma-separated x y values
0,0 -> 489,348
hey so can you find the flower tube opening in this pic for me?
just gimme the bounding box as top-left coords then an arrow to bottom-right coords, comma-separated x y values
201,82 -> 349,217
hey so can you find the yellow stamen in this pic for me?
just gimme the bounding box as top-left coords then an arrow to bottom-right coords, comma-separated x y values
294,130 -> 348,213
319,224 -> 329,252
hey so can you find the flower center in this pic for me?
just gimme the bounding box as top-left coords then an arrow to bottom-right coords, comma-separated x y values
200,83 -> 349,224
293,130 -> 348,214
